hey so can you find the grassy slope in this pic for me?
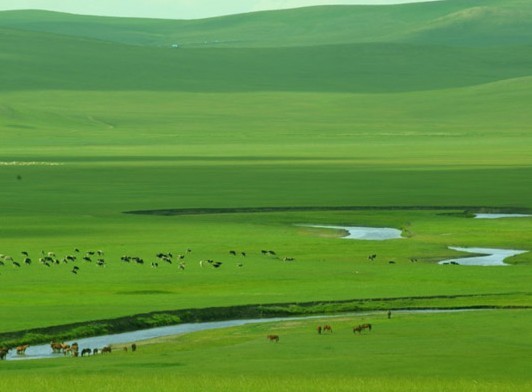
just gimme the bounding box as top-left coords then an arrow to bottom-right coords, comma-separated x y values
0,0 -> 531,47
2,27 -> 532,93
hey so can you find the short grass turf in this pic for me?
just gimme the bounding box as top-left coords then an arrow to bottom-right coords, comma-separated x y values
0,310 -> 530,392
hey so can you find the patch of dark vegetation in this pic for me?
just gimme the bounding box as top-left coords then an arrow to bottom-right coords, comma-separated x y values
123,206 -> 532,216
1,293 -> 530,348
116,290 -> 174,295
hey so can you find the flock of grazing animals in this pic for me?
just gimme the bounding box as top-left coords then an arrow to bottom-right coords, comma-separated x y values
268,321 -> 374,343
0,342 -> 138,360
0,247 -> 296,276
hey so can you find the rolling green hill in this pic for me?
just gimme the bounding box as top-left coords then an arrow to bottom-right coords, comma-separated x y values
0,0 -> 531,48
1,27 -> 532,93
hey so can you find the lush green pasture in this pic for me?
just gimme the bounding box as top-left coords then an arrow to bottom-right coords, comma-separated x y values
1,310 -> 531,391
0,1 -> 531,389
0,207 -> 530,333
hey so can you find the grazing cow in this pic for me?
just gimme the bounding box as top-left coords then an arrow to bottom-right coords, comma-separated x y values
21,251 -> 29,257
267,335 -> 279,342
368,254 -> 377,261
24,258 -> 32,265
131,343 -> 137,352
16,344 -> 29,355
229,250 -> 237,256
283,257 -> 295,262
123,347 -> 128,352
12,261 -> 21,268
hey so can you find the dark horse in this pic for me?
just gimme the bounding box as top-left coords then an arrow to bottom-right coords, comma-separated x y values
267,335 -> 279,342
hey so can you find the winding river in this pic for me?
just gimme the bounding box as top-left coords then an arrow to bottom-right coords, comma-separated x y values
303,225 -> 402,240
5,309 -> 480,361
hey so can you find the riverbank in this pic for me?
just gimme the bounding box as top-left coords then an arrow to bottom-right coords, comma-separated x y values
1,293 -> 529,349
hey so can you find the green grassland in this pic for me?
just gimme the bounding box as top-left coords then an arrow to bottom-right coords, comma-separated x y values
1,310 -> 531,391
0,0 -> 531,389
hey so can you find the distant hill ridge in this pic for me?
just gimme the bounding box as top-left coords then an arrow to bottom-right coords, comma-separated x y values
1,0 -> 531,93
1,0 -> 532,47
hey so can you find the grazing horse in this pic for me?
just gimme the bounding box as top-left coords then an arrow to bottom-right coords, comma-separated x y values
317,325 -> 322,334
16,344 -> 29,355
323,325 -> 333,333
267,335 -> 279,342
81,348 -> 92,357
131,343 -> 137,352
353,323 -> 372,334
50,341 -> 64,353
101,346 -> 112,354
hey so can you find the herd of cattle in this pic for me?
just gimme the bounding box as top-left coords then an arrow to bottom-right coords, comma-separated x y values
0,248 -> 295,275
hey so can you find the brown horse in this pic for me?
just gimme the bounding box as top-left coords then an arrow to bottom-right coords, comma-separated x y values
323,325 -> 333,333
50,341 -> 63,353
16,344 -> 29,355
353,323 -> 372,334
266,335 -> 279,342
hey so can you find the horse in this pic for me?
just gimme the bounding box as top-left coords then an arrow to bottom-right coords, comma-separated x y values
50,341 -> 64,353
323,325 -> 333,333
353,323 -> 372,334
317,325 -> 322,334
81,348 -> 92,357
131,343 -> 137,352
0,348 -> 9,360
16,344 -> 29,355
267,335 -> 279,342
101,346 -> 112,354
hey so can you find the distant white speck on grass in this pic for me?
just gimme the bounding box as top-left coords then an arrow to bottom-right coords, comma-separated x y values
0,161 -> 63,166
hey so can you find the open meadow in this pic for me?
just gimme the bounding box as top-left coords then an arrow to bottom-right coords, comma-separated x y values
1,0 -> 531,390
